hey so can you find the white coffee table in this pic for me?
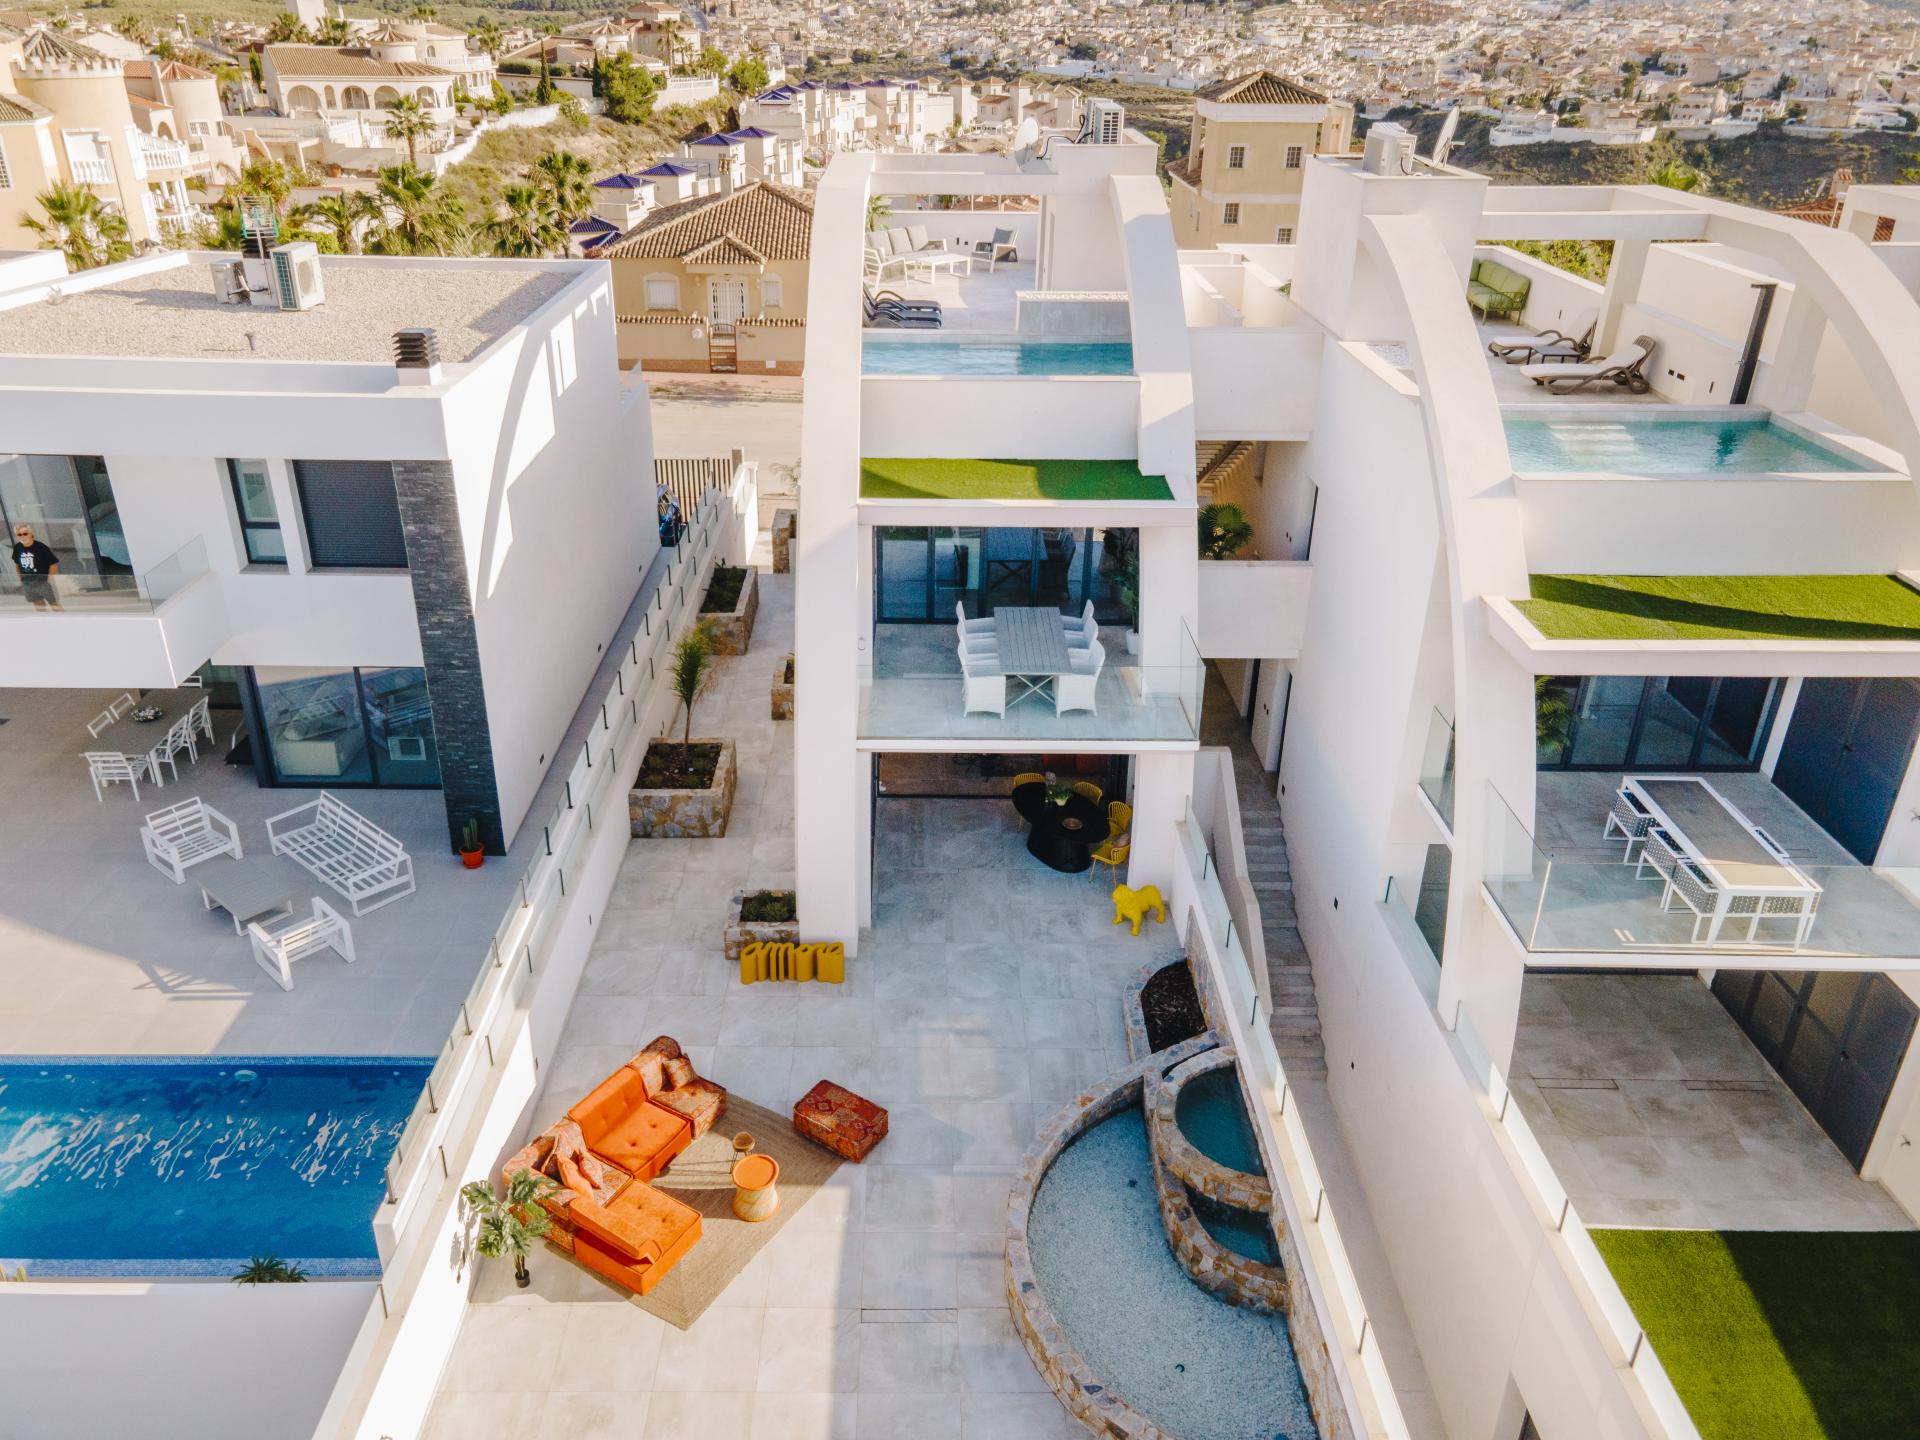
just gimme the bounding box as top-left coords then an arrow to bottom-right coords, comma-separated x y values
198,856 -> 299,936
906,251 -> 971,283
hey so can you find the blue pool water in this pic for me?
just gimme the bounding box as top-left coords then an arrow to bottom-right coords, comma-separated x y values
1190,1186 -> 1282,1268
0,1057 -> 430,1276
862,339 -> 1134,376
1028,1109 -> 1315,1440
1176,1066 -> 1267,1178
1503,416 -> 1869,475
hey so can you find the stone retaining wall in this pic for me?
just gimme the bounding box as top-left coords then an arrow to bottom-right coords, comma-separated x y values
1152,1050 -> 1274,1212
771,509 -> 794,573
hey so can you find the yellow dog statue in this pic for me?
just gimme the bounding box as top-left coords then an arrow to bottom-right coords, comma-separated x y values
1111,882 -> 1167,936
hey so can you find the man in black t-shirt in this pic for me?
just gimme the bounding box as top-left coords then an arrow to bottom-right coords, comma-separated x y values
10,524 -> 62,611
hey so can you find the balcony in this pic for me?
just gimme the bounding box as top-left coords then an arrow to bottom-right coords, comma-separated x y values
138,137 -> 191,174
0,538 -> 225,688
1482,775 -> 1920,964
68,156 -> 115,186
859,617 -> 1202,747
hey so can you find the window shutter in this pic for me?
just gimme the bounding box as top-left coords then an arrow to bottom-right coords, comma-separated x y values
292,459 -> 409,569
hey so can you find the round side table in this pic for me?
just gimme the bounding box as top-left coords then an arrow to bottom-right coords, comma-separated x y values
731,1153 -> 781,1222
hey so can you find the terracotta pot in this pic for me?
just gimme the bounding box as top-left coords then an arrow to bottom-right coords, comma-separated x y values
461,848 -> 484,870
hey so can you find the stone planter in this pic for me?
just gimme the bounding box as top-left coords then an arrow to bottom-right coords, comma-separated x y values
724,889 -> 798,964
700,565 -> 759,656
771,653 -> 794,720
771,509 -> 795,574
630,738 -> 737,837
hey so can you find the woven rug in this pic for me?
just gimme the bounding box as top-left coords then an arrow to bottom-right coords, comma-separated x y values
629,1095 -> 842,1329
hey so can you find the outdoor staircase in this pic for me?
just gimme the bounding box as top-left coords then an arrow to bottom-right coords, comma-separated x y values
1201,664 -> 1327,1080
708,323 -> 738,373
1196,440 -> 1257,502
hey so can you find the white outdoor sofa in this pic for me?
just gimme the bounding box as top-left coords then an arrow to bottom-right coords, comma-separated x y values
142,797 -> 243,883
266,791 -> 415,916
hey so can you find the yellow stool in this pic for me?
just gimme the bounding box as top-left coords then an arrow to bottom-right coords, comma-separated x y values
741,940 -> 846,985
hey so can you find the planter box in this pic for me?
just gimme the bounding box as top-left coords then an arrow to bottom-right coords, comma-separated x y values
630,738 -> 737,837
771,654 -> 794,720
700,565 -> 759,656
772,509 -> 795,574
724,888 -> 799,964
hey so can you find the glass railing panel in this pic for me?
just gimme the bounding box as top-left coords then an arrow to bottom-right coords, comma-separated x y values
1418,708 -> 1455,831
1481,782 -> 1552,949
0,535 -> 210,615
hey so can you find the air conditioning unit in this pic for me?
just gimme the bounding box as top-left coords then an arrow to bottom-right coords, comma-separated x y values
1362,121 -> 1417,176
1083,97 -> 1124,144
270,241 -> 324,311
209,258 -> 249,305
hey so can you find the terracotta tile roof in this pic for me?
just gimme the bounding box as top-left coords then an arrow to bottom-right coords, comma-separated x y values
17,26 -> 117,71
1198,71 -> 1329,105
263,44 -> 451,79
1165,155 -> 1196,185
601,181 -> 814,261
0,91 -> 49,123
126,58 -> 215,80
683,233 -> 766,267
1776,196 -> 1895,241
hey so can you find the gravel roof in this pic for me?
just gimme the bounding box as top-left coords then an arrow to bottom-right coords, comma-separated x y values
0,258 -> 578,365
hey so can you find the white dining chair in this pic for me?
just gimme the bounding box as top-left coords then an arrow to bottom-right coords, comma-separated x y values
958,644 -> 1007,717
86,709 -> 117,739
189,696 -> 215,744
83,751 -> 151,802
1064,599 -> 1098,649
110,693 -> 138,720
1055,638 -> 1103,716
955,601 -> 994,638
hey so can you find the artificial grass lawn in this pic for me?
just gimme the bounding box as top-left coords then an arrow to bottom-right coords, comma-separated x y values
1590,1228 -> 1920,1440
1517,574 -> 1920,642
859,458 -> 1174,502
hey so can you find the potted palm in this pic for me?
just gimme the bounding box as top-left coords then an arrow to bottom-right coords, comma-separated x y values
460,1168 -> 556,1289
457,817 -> 484,869
1197,502 -> 1255,560
631,621 -> 738,837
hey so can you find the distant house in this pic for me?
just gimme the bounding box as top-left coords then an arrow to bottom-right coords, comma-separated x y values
597,180 -> 814,374
1167,71 -> 1354,249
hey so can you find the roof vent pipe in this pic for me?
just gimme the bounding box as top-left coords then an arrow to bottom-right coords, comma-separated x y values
394,327 -> 442,386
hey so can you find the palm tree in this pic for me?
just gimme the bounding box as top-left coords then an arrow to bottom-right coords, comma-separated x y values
235,158 -> 294,216
382,94 -> 434,167
372,163 -> 465,255
1647,158 -> 1704,192
265,12 -> 310,43
25,182 -> 132,271
313,15 -> 352,45
295,190 -> 381,254
471,17 -> 504,60
487,183 -> 563,257
532,150 -> 592,220
211,61 -> 246,113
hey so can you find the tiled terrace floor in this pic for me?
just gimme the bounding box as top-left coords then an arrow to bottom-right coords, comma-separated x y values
872,257 -> 1034,333
1512,972 -> 1913,1231
426,562 -> 1173,1440
0,686 -> 527,1057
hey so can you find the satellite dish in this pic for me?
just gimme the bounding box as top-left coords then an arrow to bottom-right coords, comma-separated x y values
1012,116 -> 1041,165
1431,107 -> 1461,166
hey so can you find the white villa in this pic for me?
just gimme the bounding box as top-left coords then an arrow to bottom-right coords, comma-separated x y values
4,90 -> 1920,1440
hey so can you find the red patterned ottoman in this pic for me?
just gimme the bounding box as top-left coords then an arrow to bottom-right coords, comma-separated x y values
792,1080 -> 889,1162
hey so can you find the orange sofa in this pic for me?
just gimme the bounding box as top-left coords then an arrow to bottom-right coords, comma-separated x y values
499,1036 -> 725,1295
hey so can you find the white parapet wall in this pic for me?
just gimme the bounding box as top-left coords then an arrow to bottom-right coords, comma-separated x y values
859,375 -> 1140,458
1197,559 -> 1313,658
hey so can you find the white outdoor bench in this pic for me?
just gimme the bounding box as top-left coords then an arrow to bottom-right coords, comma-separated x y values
141,797 -> 243,883
249,898 -> 356,992
265,791 -> 416,916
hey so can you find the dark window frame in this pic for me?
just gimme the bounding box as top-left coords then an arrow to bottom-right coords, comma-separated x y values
225,459 -> 287,567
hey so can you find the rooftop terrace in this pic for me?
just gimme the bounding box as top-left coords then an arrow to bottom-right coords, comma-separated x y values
1515,574 -> 1920,643
0,254 -> 577,364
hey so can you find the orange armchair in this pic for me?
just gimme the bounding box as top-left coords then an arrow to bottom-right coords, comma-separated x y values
569,1181 -> 704,1296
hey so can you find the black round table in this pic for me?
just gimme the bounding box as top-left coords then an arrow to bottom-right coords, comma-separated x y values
1012,781 -> 1105,873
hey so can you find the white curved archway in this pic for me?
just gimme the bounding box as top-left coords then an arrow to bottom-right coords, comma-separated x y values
374,86 -> 402,109
287,85 -> 321,112
342,86 -> 370,109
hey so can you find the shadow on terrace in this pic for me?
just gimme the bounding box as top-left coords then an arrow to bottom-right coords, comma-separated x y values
0,685 -> 534,1057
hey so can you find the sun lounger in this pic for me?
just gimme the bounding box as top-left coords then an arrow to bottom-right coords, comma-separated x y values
1488,307 -> 1598,363
1521,335 -> 1655,394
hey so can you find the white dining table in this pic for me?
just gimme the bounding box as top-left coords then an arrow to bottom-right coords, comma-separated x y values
1625,775 -> 1821,944
988,607 -> 1073,705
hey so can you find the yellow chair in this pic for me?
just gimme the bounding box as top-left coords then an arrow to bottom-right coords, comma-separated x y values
1106,800 -> 1132,840
1011,772 -> 1045,790
1072,780 -> 1104,805
1090,836 -> 1130,883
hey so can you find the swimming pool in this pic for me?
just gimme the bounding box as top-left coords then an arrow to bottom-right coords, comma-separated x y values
1504,415 -> 1871,475
1027,1108 -> 1316,1440
0,1057 -> 430,1277
862,338 -> 1134,376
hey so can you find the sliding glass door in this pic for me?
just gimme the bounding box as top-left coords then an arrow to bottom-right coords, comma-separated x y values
248,665 -> 441,788
1537,676 -> 1781,771
0,454 -> 127,586
874,526 -> 1137,624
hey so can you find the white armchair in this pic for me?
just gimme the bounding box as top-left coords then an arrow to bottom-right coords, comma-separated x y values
1055,638 -> 1103,716
249,898 -> 356,992
141,797 -> 242,883
959,644 -> 1007,717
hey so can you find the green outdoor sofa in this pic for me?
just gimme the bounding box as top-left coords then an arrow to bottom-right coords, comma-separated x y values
1467,255 -> 1532,320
